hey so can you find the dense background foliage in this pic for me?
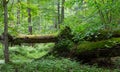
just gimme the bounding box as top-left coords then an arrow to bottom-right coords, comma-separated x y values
0,0 -> 120,72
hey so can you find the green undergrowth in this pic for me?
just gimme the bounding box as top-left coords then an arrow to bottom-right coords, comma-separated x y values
73,26 -> 120,42
0,57 -> 119,72
0,43 -> 55,64
77,37 -> 120,53
10,43 -> 54,60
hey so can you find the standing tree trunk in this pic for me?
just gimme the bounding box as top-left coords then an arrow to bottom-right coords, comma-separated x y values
61,0 -> 65,23
3,0 -> 9,63
54,16 -> 57,29
27,0 -> 32,35
39,14 -> 41,32
27,0 -> 33,46
57,0 -> 60,29
54,1 -> 57,29
17,0 -> 20,25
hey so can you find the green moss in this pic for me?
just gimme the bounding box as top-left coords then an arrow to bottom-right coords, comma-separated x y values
77,37 -> 120,53
17,34 -> 57,38
112,30 -> 120,35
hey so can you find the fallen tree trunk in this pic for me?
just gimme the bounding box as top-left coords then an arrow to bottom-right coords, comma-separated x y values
0,27 -> 120,59
73,37 -> 120,59
0,34 -> 58,44
77,44 -> 120,60
54,36 -> 120,60
11,35 -> 120,59
12,34 -> 58,44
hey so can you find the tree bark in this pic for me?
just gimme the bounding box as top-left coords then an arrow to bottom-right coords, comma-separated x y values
12,35 -> 57,44
77,44 -> 120,60
17,0 -> 20,25
27,0 -> 32,35
57,0 -> 60,29
3,0 -> 9,63
61,0 -> 65,23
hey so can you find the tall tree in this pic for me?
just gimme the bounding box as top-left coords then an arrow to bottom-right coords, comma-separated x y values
54,1 -> 57,29
61,0 -> 65,23
27,0 -> 34,46
3,0 -> 9,63
27,0 -> 32,35
17,0 -> 20,25
57,0 -> 60,28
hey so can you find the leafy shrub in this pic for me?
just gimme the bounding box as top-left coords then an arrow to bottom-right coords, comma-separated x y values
54,26 -> 74,56
54,39 -> 74,52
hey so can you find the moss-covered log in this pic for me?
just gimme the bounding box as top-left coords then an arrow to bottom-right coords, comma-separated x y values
74,37 -> 120,59
12,34 -> 58,44
77,44 -> 120,60
0,27 -> 120,59
53,27 -> 120,59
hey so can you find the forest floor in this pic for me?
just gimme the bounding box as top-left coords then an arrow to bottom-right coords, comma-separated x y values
0,44 -> 120,72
